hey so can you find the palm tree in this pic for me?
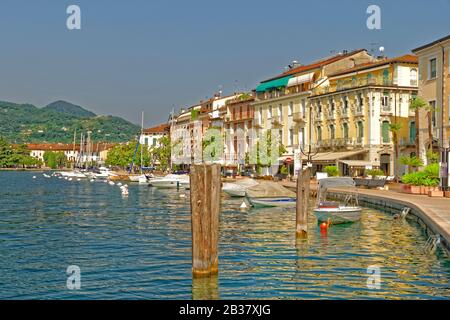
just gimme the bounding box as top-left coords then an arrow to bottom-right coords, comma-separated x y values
400,155 -> 424,173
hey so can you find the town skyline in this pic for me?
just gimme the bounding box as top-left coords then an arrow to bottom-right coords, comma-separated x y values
0,0 -> 449,126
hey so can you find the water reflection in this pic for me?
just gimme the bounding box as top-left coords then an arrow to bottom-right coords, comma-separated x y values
0,172 -> 448,299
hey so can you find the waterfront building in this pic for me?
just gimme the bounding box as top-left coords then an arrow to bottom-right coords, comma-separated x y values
140,124 -> 169,149
309,54 -> 419,176
252,49 -> 376,176
222,93 -> 255,174
412,35 -> 450,167
170,107 -> 197,168
170,94 -> 241,168
27,143 -> 115,165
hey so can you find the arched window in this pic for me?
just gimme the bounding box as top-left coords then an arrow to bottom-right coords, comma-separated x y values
329,125 -> 335,140
342,123 -> 349,139
317,126 -> 322,141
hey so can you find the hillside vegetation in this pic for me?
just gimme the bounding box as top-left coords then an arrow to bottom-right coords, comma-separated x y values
0,100 -> 141,143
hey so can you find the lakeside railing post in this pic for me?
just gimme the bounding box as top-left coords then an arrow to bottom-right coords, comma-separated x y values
190,164 -> 221,278
296,167 -> 311,238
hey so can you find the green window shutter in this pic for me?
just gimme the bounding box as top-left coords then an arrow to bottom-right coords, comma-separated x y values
382,121 -> 390,143
409,122 -> 416,144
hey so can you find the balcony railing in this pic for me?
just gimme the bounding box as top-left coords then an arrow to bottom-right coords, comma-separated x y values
229,111 -> 254,122
254,115 -> 263,127
355,107 -> 364,116
327,111 -> 335,120
271,115 -> 283,125
293,112 -> 306,122
312,75 -> 395,96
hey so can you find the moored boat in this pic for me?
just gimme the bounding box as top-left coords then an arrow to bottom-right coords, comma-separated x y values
247,196 -> 297,208
313,177 -> 362,224
149,174 -> 189,189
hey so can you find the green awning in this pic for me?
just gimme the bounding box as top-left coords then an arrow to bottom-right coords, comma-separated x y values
256,76 -> 292,92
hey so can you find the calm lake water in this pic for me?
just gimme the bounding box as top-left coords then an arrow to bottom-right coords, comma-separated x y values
0,171 -> 449,299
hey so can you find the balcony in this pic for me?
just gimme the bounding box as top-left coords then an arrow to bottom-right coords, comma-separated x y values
400,137 -> 415,147
254,115 -> 263,128
293,112 -> 306,123
381,105 -> 393,115
354,107 -> 364,117
341,108 -> 349,118
312,75 -> 395,96
271,116 -> 283,126
327,111 -> 336,120
229,111 -> 254,122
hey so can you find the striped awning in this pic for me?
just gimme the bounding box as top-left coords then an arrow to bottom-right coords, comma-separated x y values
287,72 -> 314,87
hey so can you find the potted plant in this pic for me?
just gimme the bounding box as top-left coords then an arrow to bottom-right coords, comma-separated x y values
401,172 -> 422,194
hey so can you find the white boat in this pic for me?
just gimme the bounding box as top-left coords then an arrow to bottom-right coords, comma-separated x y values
247,197 -> 297,208
129,174 -> 147,182
245,181 -> 297,208
149,174 -> 189,189
57,171 -> 87,179
92,167 -> 116,179
313,177 -> 362,224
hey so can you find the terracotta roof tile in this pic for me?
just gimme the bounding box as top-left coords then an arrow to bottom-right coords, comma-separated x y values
329,54 -> 418,77
262,49 -> 367,82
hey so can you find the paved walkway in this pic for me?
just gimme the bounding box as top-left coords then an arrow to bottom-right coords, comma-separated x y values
282,181 -> 450,251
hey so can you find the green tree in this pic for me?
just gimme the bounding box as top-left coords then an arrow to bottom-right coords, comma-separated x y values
0,137 -> 14,167
150,136 -> 171,171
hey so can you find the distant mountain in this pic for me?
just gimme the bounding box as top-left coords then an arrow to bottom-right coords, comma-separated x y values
0,100 -> 141,144
44,100 -> 97,118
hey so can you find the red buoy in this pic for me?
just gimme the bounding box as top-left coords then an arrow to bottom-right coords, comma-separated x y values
320,222 -> 328,230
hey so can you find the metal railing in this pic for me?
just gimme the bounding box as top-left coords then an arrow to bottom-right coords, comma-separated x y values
313,75 -> 395,96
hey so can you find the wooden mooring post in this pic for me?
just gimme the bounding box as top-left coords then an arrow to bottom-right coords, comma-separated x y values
190,164 -> 221,278
296,167 -> 311,238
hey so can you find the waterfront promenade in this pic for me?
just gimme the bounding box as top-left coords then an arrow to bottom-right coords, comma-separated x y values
337,187 -> 449,237
283,180 -> 450,252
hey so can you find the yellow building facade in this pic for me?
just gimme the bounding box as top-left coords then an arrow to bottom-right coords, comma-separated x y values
252,50 -> 375,175
309,55 -> 418,176
412,35 -> 450,165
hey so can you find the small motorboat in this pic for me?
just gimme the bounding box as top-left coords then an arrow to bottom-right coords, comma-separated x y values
247,197 -> 297,208
149,174 -> 189,189
128,174 -> 147,183
245,181 -> 297,208
313,177 -> 362,224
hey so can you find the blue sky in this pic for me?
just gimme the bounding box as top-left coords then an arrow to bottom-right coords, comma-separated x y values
0,0 -> 449,126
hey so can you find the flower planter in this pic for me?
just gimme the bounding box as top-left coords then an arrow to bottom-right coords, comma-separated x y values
402,185 -> 421,194
410,185 -> 421,194
428,190 -> 444,197
444,191 -> 450,198
420,186 -> 430,195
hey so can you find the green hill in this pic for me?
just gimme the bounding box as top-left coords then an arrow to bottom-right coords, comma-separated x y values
0,100 -> 141,144
44,100 -> 97,118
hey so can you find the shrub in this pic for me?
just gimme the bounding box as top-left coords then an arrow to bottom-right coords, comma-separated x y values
366,169 -> 385,177
401,164 -> 439,186
324,166 -> 339,177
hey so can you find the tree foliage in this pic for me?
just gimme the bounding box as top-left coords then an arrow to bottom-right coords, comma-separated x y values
0,137 -> 42,168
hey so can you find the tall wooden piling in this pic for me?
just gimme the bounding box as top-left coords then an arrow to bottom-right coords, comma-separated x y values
190,164 -> 221,277
296,167 -> 311,238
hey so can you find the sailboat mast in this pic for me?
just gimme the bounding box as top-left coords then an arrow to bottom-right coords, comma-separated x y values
72,129 -> 77,169
141,111 -> 144,174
